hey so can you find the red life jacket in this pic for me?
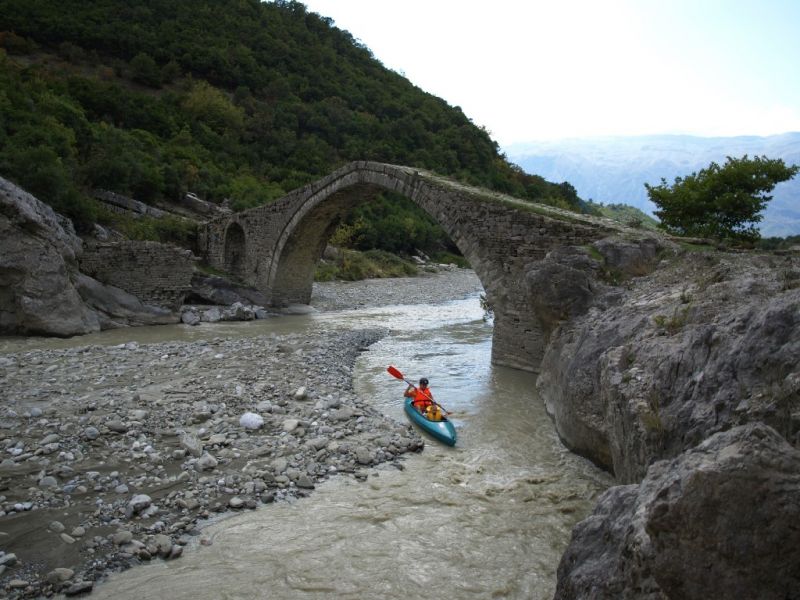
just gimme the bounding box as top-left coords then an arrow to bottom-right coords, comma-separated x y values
412,386 -> 433,407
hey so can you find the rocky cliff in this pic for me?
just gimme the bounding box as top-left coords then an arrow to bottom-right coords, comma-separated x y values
0,177 -> 181,336
554,423 -> 800,600
536,236 -> 800,598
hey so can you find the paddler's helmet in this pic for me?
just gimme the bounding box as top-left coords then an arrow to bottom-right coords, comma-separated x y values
419,378 -> 429,386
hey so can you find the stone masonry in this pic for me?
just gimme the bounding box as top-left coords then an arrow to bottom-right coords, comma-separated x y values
200,161 -> 634,372
80,241 -> 196,311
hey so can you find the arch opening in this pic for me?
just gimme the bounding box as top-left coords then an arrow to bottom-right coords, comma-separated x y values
267,180 -> 492,312
224,222 -> 247,281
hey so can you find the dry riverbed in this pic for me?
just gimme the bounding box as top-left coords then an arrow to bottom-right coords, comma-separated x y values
0,268 -> 482,598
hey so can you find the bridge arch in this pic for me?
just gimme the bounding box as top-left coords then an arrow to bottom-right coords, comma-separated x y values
201,162 -> 617,372
266,172 -> 494,308
223,221 -> 247,281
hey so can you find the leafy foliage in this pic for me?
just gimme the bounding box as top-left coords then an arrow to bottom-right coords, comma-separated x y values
757,234 -> 800,251
588,201 -> 659,230
0,0 -> 585,245
315,248 -> 418,281
645,155 -> 799,241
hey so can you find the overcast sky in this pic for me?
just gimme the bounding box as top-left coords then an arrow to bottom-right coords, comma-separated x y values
300,0 -> 800,146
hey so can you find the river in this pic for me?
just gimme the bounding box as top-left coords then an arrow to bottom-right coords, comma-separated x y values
64,291 -> 610,599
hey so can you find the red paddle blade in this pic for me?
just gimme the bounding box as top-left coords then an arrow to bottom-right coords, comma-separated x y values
387,365 -> 404,380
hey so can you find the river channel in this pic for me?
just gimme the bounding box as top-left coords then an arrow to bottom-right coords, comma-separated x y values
62,289 -> 610,599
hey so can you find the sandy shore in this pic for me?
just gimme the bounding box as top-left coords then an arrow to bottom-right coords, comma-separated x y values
0,269 -> 482,598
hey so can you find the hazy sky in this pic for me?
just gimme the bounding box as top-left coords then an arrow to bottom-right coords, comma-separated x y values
301,0 -> 800,145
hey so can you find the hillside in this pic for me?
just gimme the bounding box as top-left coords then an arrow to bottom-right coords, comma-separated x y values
0,0 -> 581,254
506,133 -> 800,237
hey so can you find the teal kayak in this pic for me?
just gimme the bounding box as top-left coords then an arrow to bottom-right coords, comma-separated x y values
404,397 -> 457,446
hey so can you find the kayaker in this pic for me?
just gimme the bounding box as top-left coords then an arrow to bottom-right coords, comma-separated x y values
405,378 -> 440,419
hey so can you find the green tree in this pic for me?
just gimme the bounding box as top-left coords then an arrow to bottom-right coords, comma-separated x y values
130,52 -> 161,87
646,155 -> 799,241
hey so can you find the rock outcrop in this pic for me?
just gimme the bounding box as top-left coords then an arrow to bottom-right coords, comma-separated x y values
540,240 -> 800,598
0,176 -> 181,336
0,177 -> 100,336
555,423 -> 800,600
538,247 -> 800,482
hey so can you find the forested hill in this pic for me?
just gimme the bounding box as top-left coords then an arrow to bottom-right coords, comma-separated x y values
0,0 -> 582,235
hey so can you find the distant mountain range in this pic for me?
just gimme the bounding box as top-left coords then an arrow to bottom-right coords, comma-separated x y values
505,133 -> 800,237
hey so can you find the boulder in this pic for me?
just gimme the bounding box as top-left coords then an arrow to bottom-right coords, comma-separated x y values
555,423 -> 800,600
74,272 -> 177,329
181,309 -> 201,326
186,272 -> 268,307
0,176 -> 99,336
221,301 -> 255,321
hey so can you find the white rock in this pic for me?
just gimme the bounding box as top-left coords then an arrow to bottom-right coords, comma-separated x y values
196,453 -> 218,471
128,494 -> 152,514
239,412 -> 264,430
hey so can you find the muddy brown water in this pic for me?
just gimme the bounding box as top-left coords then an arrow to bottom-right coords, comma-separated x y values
63,294 -> 611,600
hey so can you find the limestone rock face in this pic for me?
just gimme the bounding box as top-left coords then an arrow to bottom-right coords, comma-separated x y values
538,250 -> 800,482
1,176 -> 180,336
524,246 -> 603,338
555,423 -> 800,600
0,176 -> 99,336
592,236 -> 661,277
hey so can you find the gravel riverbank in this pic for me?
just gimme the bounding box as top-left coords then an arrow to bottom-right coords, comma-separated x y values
311,266 -> 482,311
0,269 -> 482,598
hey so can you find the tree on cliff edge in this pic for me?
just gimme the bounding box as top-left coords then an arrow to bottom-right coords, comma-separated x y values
645,155 -> 799,241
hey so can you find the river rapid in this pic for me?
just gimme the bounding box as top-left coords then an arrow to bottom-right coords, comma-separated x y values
82,286 -> 610,600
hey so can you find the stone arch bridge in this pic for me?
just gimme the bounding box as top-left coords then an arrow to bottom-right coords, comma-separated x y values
199,161 -> 627,372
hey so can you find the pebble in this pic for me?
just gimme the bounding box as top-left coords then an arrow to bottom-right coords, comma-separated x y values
112,531 -> 134,545
0,553 -> 17,566
46,568 -> 75,584
39,475 -> 59,488
106,419 -> 128,433
239,411 -> 264,430
180,434 -> 204,457
64,581 -> 94,596
0,318 -> 432,596
49,521 -> 66,533
128,494 -> 152,515
196,453 -> 219,471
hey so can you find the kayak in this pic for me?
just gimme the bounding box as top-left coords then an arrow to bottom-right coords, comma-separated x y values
404,397 -> 457,446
